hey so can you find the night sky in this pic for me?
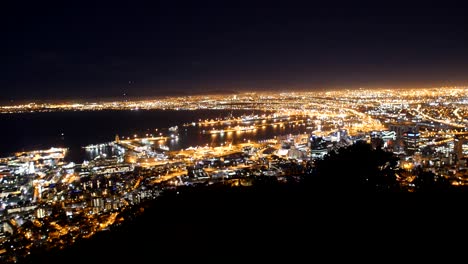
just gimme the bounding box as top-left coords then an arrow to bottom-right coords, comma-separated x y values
2,2 -> 468,102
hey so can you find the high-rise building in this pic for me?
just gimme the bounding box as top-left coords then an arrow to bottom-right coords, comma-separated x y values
389,122 -> 419,153
454,135 -> 467,164
309,135 -> 328,159
403,130 -> 420,155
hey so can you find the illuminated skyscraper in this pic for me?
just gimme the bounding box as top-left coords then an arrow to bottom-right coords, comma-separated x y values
403,130 -> 420,155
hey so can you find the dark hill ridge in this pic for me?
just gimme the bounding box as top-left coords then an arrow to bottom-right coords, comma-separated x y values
18,181 -> 468,263
22,183 -> 314,263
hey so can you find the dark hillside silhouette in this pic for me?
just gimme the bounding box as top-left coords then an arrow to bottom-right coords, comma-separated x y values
312,141 -> 400,192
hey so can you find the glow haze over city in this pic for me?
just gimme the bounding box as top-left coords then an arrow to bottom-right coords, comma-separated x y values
2,3 -> 468,102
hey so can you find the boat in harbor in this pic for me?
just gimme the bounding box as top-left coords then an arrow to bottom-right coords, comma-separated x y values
208,125 -> 256,134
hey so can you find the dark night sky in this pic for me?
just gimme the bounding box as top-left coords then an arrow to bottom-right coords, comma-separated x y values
2,2 -> 468,102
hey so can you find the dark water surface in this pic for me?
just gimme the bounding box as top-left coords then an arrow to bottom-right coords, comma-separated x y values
0,109 -> 309,163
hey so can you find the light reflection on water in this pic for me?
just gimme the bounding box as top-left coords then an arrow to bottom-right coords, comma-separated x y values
0,109 -> 319,163
85,113 -> 314,162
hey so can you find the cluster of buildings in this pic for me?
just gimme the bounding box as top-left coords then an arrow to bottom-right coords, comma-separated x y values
0,87 -> 467,262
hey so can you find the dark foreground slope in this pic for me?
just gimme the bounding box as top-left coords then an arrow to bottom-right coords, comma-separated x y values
19,182 -> 468,263
21,183 -> 315,263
